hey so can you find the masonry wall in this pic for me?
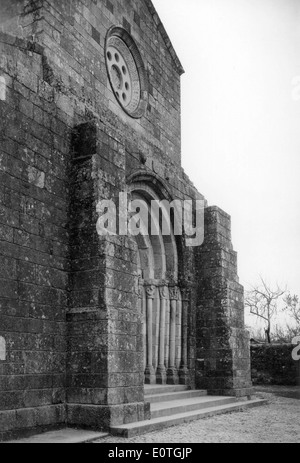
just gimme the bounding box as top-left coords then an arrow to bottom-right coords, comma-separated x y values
24,0 -> 182,164
251,344 -> 299,386
65,116 -> 202,428
0,0 -> 203,437
0,0 -> 252,439
196,207 -> 252,397
66,122 -> 151,428
0,35 -> 68,440
1,0 -> 184,168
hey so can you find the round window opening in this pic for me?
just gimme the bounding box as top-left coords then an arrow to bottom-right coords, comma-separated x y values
105,27 -> 148,119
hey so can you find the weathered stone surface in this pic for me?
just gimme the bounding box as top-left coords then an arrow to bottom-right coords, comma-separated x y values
0,0 -> 251,439
251,344 -> 298,386
0,405 -> 65,441
196,207 -> 252,396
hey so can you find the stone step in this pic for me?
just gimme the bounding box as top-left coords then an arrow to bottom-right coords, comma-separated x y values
147,389 -> 208,404
151,396 -> 237,419
110,398 -> 268,438
144,385 -> 189,396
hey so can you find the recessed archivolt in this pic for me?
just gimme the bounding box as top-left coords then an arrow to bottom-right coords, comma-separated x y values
128,183 -> 178,282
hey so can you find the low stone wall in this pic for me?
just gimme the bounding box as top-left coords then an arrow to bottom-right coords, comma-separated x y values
251,344 -> 299,386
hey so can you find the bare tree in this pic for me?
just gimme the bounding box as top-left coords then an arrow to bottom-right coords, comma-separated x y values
273,324 -> 299,344
245,277 -> 286,343
283,294 -> 300,326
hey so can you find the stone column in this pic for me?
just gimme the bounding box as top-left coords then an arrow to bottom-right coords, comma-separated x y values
156,285 -> 168,384
138,277 -> 147,372
175,294 -> 182,370
179,287 -> 190,385
167,286 -> 179,384
154,289 -> 160,371
145,285 -> 156,384
165,297 -> 170,368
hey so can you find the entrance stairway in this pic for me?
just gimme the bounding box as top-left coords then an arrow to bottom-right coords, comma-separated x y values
110,385 -> 267,438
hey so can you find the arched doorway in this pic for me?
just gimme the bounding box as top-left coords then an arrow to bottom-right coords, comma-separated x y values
128,180 -> 189,385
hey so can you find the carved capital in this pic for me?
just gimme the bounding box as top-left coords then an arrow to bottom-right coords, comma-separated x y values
145,285 -> 156,300
159,285 -> 168,300
169,286 -> 179,301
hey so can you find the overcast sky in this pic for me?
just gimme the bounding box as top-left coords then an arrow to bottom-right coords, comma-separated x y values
152,0 -> 300,320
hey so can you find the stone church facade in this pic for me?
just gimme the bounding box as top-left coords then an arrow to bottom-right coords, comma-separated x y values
0,0 -> 252,440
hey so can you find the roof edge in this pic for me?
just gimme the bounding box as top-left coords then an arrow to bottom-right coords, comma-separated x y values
144,0 -> 185,76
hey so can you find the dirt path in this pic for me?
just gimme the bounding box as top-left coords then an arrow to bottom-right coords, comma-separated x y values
95,387 -> 300,444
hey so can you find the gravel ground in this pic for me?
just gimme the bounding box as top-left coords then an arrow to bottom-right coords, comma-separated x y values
95,386 -> 300,444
